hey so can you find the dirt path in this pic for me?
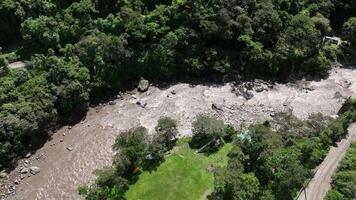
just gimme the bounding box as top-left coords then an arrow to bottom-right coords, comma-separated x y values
1,67 -> 356,200
297,123 -> 356,200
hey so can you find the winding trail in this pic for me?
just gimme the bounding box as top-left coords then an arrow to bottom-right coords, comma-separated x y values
297,123 -> 356,200
1,67 -> 356,200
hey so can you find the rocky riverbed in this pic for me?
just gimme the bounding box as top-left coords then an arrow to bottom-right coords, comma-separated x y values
1,67 -> 356,200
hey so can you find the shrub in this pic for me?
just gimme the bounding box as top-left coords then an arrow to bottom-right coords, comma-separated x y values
113,127 -> 149,169
154,117 -> 178,150
325,189 -> 344,200
224,125 -> 238,142
145,117 -> 178,168
190,115 -> 225,149
78,184 -> 89,195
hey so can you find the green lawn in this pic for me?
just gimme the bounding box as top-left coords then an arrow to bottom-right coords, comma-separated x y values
125,139 -> 233,200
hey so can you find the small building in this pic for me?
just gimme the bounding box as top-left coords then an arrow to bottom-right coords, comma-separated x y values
323,36 -> 342,46
8,61 -> 28,70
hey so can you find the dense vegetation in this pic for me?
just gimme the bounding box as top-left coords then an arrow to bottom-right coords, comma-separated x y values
0,0 -> 356,171
210,98 -> 356,200
324,142 -> 356,200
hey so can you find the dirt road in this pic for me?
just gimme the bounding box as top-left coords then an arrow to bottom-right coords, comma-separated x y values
1,67 -> 356,200
297,123 -> 356,200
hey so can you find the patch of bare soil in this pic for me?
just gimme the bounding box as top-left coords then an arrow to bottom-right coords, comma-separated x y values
1,67 -> 356,200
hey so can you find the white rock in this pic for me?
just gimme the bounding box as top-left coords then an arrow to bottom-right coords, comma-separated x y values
29,166 -> 41,175
25,152 -> 31,158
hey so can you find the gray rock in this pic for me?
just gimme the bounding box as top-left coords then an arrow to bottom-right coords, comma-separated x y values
243,90 -> 254,100
117,94 -> 124,100
212,103 -> 223,111
66,147 -> 73,151
20,174 -> 26,180
0,171 -> 7,179
138,79 -> 149,92
334,91 -> 342,99
29,166 -> 41,175
25,152 -> 31,158
256,86 -> 266,93
136,100 -> 147,108
14,179 -> 19,185
171,90 -> 176,95
20,168 -> 29,174
109,101 -> 116,105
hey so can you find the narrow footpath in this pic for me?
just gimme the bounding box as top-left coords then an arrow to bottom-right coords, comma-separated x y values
297,123 -> 356,200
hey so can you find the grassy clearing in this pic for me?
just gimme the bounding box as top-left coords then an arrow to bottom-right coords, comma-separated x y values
125,138 -> 233,200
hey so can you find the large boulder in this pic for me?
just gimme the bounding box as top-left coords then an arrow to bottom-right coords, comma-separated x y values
0,171 -> 7,178
138,79 -> 149,92
29,166 -> 41,175
20,168 -> 29,174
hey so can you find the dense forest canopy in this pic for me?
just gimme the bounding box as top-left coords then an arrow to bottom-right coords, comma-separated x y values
0,0 -> 355,170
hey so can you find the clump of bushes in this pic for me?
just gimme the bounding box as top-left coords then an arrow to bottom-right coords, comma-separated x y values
113,126 -> 149,174
146,117 -> 178,168
190,115 -> 225,149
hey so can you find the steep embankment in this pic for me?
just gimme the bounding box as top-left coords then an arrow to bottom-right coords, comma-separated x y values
1,67 -> 356,200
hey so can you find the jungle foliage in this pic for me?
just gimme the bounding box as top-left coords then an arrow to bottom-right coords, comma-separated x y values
0,0 -> 355,170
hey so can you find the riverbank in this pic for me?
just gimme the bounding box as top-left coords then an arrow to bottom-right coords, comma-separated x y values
1,67 -> 356,200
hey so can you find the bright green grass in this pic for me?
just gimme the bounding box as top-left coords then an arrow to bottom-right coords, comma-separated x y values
125,139 -> 233,200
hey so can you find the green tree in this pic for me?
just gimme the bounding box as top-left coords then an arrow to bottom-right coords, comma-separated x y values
190,115 -> 225,149
342,17 -> 356,47
325,189 -> 344,200
113,127 -> 149,169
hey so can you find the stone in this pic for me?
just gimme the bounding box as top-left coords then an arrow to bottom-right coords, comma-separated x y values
137,79 -> 149,92
243,90 -> 254,100
0,171 -> 7,179
20,168 -> 29,174
109,101 -> 116,105
14,179 -> 19,185
29,166 -> 41,175
136,100 -> 147,108
20,174 -> 26,180
171,90 -> 176,95
212,103 -> 223,111
62,132 -> 66,136
68,126 -> 72,130
334,91 -> 342,99
60,139 -> 64,142
66,147 -> 73,151
117,94 -> 124,100
25,152 -> 31,158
